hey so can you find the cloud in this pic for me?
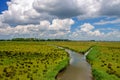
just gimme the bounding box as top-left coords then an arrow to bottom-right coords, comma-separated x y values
33,0 -> 101,19
1,0 -> 120,26
0,0 -> 120,40
70,23 -> 120,41
80,23 -> 94,32
77,23 -> 104,37
94,18 -> 120,25
104,30 -> 120,41
0,20 -> 10,29
0,18 -> 74,39
99,0 -> 120,17
33,0 -> 82,18
1,0 -> 41,26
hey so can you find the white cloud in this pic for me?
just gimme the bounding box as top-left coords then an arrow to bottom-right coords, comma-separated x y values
70,23 -> 104,40
104,30 -> 120,41
70,23 -> 120,41
90,30 -> 102,36
0,19 -> 74,39
49,19 -> 74,30
79,23 -> 104,37
80,23 -> 94,32
94,18 -> 120,25
0,0 -> 120,40
1,0 -> 45,26
1,0 -> 120,26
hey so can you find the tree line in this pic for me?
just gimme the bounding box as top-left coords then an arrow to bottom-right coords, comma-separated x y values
0,38 -> 70,41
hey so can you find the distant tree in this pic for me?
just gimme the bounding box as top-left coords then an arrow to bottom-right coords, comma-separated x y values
0,38 -> 71,41
90,40 -> 96,42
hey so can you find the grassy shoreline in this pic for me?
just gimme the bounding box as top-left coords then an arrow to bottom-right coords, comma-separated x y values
87,45 -> 120,80
0,41 -> 120,80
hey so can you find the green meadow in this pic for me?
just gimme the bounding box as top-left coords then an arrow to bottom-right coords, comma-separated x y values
0,41 -> 120,80
87,42 -> 120,80
0,42 -> 69,80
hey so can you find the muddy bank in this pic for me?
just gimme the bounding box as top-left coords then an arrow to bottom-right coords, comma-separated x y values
56,47 -> 93,80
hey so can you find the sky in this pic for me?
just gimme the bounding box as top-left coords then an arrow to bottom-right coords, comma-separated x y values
0,0 -> 120,41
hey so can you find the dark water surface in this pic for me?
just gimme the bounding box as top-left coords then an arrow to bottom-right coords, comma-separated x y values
57,47 -> 93,80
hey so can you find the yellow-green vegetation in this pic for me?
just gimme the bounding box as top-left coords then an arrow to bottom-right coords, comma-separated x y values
50,41 -> 120,80
50,41 -> 95,53
0,41 -> 69,80
87,42 -> 120,80
0,41 -> 120,80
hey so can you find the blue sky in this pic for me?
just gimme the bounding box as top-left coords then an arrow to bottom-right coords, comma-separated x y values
0,0 -> 9,14
0,0 -> 120,41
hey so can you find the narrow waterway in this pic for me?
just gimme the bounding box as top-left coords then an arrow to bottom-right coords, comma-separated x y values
56,47 -> 93,80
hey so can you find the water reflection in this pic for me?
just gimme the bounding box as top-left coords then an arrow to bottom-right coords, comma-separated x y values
57,47 -> 93,80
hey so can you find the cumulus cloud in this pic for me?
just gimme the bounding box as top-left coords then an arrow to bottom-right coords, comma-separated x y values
33,0 -> 102,19
0,18 -> 74,39
80,23 -> 94,32
70,23 -> 120,41
1,0 -> 90,26
0,0 -> 120,40
1,0 -> 41,26
75,23 -> 104,37
1,0 -> 120,26
33,0 -> 81,18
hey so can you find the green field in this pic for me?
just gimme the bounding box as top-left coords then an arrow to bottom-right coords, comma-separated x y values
50,41 -> 95,53
0,41 -> 120,80
0,42 -> 69,80
53,41 -> 120,80
87,42 -> 120,80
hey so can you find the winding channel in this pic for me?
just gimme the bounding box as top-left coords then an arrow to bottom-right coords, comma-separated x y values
56,46 -> 93,80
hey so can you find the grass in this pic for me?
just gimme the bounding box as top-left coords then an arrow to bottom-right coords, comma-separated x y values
48,41 -> 120,80
0,41 -> 69,80
92,68 -> 119,80
50,41 -> 95,53
0,41 -> 120,80
87,42 -> 120,80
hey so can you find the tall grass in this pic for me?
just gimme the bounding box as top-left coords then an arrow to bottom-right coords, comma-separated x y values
87,42 -> 120,80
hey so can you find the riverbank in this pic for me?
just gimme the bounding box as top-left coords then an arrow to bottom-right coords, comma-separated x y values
56,46 -> 93,80
87,46 -> 120,80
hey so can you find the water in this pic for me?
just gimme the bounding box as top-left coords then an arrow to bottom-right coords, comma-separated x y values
56,47 -> 93,80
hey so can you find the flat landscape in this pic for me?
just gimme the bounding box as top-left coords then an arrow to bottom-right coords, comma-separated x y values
0,41 -> 120,80
0,41 -> 69,80
0,0 -> 120,80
